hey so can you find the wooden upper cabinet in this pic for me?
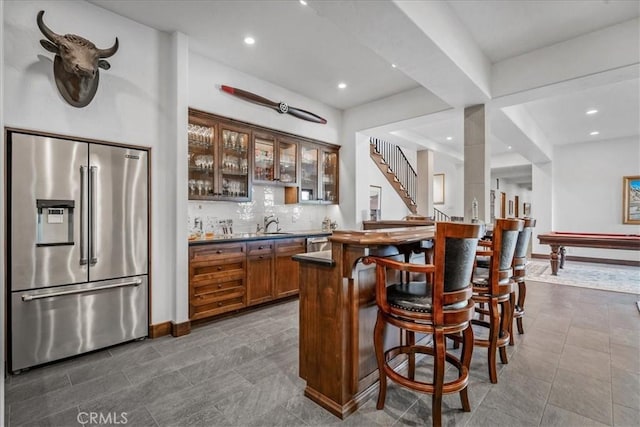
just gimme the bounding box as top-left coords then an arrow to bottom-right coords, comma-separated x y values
188,108 -> 338,203
219,124 -> 250,200
188,111 -> 250,202
253,131 -> 297,185
298,143 -> 339,205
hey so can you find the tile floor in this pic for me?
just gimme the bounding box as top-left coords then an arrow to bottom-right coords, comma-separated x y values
5,279 -> 639,426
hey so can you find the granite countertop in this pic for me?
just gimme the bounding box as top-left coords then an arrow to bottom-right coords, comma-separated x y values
188,229 -> 331,245
291,250 -> 335,266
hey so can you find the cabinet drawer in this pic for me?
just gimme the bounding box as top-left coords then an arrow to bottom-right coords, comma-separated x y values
190,242 -> 246,262
191,270 -> 245,289
191,259 -> 245,279
192,282 -> 245,301
247,240 -> 274,256
275,238 -> 306,255
190,294 -> 245,320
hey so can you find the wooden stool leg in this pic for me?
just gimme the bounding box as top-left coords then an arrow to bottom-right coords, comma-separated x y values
407,330 -> 416,380
488,298 -> 499,384
432,328 -> 445,427
499,299 -> 511,364
459,324 -> 473,412
516,280 -> 526,335
509,291 -> 516,346
374,310 -> 387,409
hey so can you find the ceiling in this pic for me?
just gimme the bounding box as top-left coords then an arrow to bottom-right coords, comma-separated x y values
89,0 -> 640,187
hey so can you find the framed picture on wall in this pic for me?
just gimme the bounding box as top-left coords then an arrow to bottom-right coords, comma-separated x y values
623,175 -> 640,224
523,202 -> 531,217
508,200 -> 514,216
433,173 -> 445,204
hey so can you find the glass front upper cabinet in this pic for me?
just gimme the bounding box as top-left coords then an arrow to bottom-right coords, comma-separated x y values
253,132 -> 297,185
300,145 -> 319,201
187,122 -> 216,200
298,144 -> 338,204
219,125 -> 250,200
187,118 -> 250,201
321,150 -> 338,203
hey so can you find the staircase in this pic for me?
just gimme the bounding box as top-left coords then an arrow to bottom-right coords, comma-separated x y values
369,137 -> 417,214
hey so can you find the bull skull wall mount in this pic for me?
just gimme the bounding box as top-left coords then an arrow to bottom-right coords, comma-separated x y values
37,10 -> 119,108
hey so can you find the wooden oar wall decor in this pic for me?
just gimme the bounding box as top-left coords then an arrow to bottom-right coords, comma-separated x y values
220,85 -> 327,124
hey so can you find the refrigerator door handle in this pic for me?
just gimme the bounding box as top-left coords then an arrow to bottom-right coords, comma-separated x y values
80,166 -> 88,265
89,165 -> 98,265
21,279 -> 142,301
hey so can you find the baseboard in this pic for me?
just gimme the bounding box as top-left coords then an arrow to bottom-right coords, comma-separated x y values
149,320 -> 192,338
149,321 -> 171,338
171,320 -> 191,337
532,253 -> 640,267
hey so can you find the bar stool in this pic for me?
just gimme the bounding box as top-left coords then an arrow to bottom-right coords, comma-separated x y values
471,218 -> 523,383
510,217 -> 536,344
365,221 -> 483,427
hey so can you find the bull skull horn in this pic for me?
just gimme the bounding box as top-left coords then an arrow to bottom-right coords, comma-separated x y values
36,10 -> 59,43
97,38 -> 119,59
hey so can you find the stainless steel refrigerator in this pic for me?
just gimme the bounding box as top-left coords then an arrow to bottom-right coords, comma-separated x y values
7,130 -> 149,372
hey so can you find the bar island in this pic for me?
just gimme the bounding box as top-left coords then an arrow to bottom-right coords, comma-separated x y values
293,226 -> 435,418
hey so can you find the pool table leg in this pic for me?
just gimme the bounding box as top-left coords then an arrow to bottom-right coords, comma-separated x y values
549,245 -> 560,275
559,247 -> 566,269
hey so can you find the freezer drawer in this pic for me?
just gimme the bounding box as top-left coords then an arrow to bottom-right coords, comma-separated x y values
11,276 -> 148,372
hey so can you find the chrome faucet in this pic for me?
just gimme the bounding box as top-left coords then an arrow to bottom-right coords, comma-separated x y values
264,215 -> 281,233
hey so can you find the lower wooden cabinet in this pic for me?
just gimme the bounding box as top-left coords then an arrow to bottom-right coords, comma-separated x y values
247,241 -> 275,305
189,242 -> 247,320
189,237 -> 308,321
275,238 -> 306,297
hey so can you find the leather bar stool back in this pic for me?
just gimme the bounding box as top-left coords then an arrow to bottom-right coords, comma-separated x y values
365,221 -> 483,427
471,218 -> 524,383
510,217 -> 536,344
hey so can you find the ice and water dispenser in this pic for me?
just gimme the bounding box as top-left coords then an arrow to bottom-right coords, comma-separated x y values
36,199 -> 74,246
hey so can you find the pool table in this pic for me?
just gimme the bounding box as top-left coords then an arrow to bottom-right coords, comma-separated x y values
537,232 -> 640,275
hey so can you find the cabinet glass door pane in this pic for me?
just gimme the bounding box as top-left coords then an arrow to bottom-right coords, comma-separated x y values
301,146 -> 318,201
188,123 -> 215,199
254,137 -> 275,182
221,128 -> 249,198
278,141 -> 297,184
321,151 -> 338,202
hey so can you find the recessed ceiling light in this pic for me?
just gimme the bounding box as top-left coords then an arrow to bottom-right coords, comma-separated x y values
590,131 -> 600,136
244,36 -> 255,45
446,136 -> 452,141
338,82 -> 347,89
391,63 -> 397,68
507,145 -> 512,150
586,109 -> 598,115
299,0 -> 307,5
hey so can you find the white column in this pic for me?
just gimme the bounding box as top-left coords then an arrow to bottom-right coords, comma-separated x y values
170,32 -> 190,325
416,149 -> 434,216
464,105 -> 490,222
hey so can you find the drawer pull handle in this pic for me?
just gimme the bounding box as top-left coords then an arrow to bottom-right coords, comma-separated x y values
259,255 -> 263,259
217,266 -> 222,271
216,250 -> 222,254
218,284 -> 222,289
218,302 -> 223,307
258,246 -> 264,249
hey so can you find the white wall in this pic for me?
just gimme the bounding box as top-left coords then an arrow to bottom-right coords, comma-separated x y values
3,1 -> 176,324
551,137 -> 640,261
433,151 -> 464,217
342,87 -> 450,228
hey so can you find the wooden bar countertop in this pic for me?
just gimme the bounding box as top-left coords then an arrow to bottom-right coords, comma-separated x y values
329,225 -> 435,245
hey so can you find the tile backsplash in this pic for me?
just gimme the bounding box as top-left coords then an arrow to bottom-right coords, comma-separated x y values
188,186 -> 339,234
